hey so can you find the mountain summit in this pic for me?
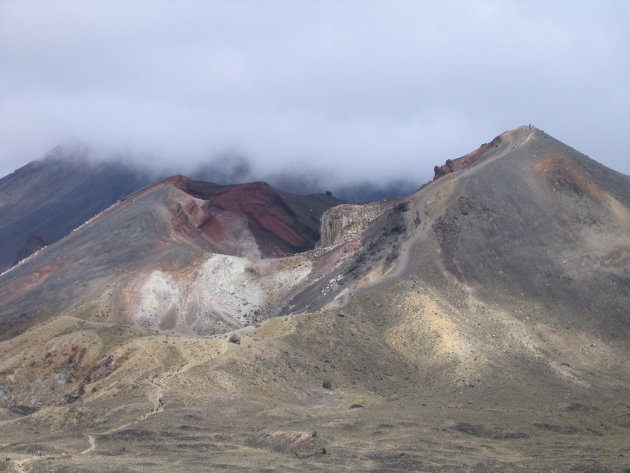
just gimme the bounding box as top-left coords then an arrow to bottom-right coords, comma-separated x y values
0,126 -> 628,472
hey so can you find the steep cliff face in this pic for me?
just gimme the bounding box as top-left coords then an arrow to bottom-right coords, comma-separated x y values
164,175 -> 342,256
318,200 -> 397,247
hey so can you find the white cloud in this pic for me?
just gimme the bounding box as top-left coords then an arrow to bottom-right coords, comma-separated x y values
1,0 -> 629,179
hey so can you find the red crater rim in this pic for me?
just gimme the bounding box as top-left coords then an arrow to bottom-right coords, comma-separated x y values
433,136 -> 502,181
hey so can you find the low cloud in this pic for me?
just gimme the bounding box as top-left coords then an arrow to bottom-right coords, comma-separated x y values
1,1 -> 629,181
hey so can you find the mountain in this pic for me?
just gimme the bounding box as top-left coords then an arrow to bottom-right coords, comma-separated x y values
0,146 -> 154,273
0,126 -> 628,472
0,147 -> 416,275
0,175 -> 341,337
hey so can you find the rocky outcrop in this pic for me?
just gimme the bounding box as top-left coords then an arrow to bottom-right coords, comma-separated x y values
318,200 -> 396,247
14,235 -> 48,265
433,136 -> 502,180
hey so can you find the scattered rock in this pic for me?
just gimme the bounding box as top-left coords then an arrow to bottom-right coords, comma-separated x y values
322,380 -> 333,390
229,334 -> 241,344
336,312 -> 346,317
532,423 -> 579,434
85,354 -> 118,384
563,402 -> 592,412
8,405 -> 39,416
453,422 -> 528,439
58,393 -> 80,404
349,404 -> 364,409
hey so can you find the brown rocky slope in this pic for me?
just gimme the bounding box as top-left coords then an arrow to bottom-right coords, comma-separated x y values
0,126 -> 628,473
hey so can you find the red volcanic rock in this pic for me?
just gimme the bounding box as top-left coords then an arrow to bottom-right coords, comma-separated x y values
163,177 -> 339,257
433,136 -> 501,181
84,355 -> 121,384
0,260 -> 65,307
162,174 -> 193,190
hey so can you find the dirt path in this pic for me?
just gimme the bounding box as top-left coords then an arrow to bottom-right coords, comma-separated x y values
77,341 -> 208,459
358,126 -> 537,293
0,339 -> 217,472
11,457 -> 33,473
8,448 -> 50,473
353,167 -> 463,297
79,435 -> 96,455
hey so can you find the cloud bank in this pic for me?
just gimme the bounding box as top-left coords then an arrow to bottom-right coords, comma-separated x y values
1,1 -> 629,182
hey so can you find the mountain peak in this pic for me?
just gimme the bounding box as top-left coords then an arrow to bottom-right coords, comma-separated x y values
431,125 -> 547,181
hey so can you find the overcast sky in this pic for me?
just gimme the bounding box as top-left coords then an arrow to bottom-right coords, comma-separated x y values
1,0 -> 628,184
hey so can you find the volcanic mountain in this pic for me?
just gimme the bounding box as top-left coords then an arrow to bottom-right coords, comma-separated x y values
0,147 -> 414,275
0,175 -> 340,336
0,126 -> 628,472
0,147 -> 154,273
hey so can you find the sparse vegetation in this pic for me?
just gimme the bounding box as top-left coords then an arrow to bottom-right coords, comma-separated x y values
0,127 -> 628,471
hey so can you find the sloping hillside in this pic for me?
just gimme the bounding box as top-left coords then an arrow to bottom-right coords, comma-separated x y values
0,176 -> 341,338
0,127 -> 628,473
0,148 -> 153,272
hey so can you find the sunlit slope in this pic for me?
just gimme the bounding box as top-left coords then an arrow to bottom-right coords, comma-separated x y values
0,126 -> 628,472
397,126 -> 630,340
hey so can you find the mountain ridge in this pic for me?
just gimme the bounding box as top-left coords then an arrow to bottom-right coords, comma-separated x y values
0,148 -> 419,272
0,126 -> 628,472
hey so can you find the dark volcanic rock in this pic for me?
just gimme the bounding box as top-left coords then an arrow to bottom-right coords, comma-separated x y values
84,355 -> 119,384
8,405 -> 39,416
13,235 -> 48,265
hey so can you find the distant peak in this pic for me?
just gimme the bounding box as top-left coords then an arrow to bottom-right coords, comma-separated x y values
44,141 -> 93,162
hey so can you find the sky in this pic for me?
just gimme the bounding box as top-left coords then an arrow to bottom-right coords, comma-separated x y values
1,0 -> 629,185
